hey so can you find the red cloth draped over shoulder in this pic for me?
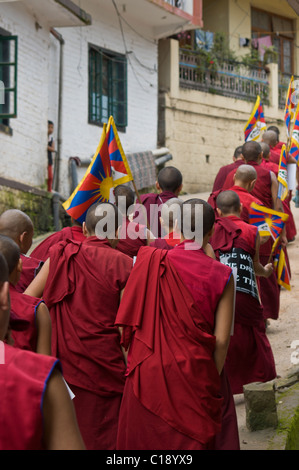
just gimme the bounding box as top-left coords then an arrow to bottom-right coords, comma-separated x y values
9,284 -> 44,352
212,159 -> 244,192
14,254 -> 43,293
0,343 -> 60,450
43,237 -> 132,396
116,245 -> 229,447
30,226 -> 85,262
223,161 -> 273,209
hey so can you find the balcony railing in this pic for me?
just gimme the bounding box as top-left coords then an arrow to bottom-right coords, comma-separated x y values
179,49 -> 269,104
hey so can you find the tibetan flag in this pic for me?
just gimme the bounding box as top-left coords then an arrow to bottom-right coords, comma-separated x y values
284,75 -> 295,138
249,202 -> 289,241
273,245 -> 291,290
289,101 -> 299,164
244,95 -> 267,142
63,116 -> 133,223
277,144 -> 288,201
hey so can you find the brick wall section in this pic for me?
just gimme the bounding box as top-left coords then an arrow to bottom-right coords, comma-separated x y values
0,3 -> 50,188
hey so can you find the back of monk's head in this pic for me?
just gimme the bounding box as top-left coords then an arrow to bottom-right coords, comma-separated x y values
241,141 -> 262,162
0,209 -> 33,241
181,199 -> 215,240
160,197 -> 183,231
114,184 -> 135,215
260,142 -> 270,159
261,130 -> 278,147
267,125 -> 280,140
0,234 -> 20,275
234,164 -> 257,184
157,166 -> 183,193
233,145 -> 243,160
216,190 -> 241,215
85,202 -> 122,239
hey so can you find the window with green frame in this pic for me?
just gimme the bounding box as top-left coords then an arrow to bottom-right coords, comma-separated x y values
0,30 -> 17,128
88,44 -> 127,130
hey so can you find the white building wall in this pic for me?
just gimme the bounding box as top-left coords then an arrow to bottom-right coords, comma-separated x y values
0,2 -> 50,187
51,1 -> 159,197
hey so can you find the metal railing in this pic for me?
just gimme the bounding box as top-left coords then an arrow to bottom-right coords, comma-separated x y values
179,49 -> 269,104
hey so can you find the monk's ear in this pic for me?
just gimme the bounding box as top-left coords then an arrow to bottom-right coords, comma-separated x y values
155,181 -> 161,192
175,184 -> 183,195
250,179 -> 256,191
216,208 -> 222,217
239,203 -> 243,215
207,224 -> 215,239
82,222 -> 89,237
233,173 -> 236,183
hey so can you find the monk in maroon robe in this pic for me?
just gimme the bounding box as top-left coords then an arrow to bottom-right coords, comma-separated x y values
260,142 -> 297,242
212,145 -> 244,192
0,234 -> 51,355
0,209 -> 44,292
30,219 -> 85,262
0,253 -> 85,450
133,166 -> 183,237
222,141 -> 286,320
210,191 -> 276,394
25,202 -> 133,450
116,199 -> 239,450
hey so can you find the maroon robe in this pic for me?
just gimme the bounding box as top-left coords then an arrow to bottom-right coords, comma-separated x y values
134,190 -> 178,237
208,185 -> 264,224
9,284 -> 44,352
30,225 -> 85,262
223,161 -> 282,320
116,217 -> 147,258
115,244 -> 238,450
210,216 -> 276,394
212,159 -> 244,192
269,142 -> 284,165
0,343 -> 60,450
14,254 -> 43,293
43,237 -> 133,450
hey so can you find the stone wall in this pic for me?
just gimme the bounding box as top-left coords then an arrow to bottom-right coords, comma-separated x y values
159,39 -> 286,194
0,177 -> 54,235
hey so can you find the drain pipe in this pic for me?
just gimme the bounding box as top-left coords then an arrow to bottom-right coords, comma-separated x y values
50,28 -> 64,193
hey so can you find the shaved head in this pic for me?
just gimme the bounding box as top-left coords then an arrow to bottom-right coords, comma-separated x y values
181,199 -> 215,240
85,202 -> 122,239
0,235 -> 20,274
157,166 -> 183,193
234,164 -> 257,184
260,142 -> 270,159
0,209 -> 33,241
114,184 -> 135,214
262,130 -> 278,147
241,141 -> 262,162
216,190 -> 241,215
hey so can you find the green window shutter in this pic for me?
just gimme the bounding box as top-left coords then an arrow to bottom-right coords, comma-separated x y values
88,45 -> 127,129
0,35 -> 17,119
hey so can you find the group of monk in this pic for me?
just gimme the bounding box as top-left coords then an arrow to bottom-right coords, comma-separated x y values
0,124 -> 297,450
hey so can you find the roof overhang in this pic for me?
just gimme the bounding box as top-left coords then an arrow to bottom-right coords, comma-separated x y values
286,0 -> 299,15
21,0 -> 92,28
107,0 -> 203,40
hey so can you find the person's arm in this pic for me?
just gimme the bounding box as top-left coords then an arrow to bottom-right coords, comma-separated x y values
253,232 -> 273,278
35,302 -> 52,356
42,366 -> 86,450
24,258 -> 50,298
213,274 -> 234,374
